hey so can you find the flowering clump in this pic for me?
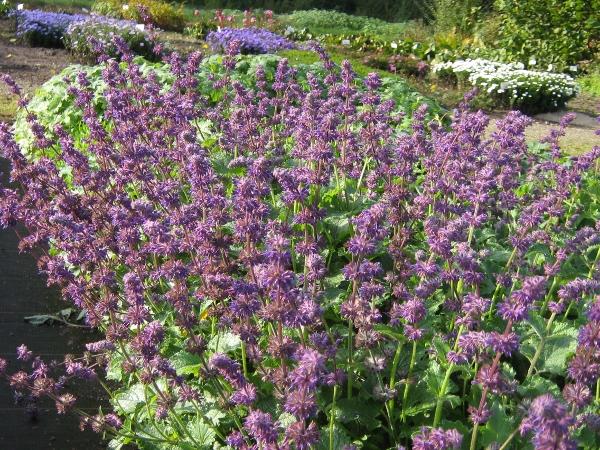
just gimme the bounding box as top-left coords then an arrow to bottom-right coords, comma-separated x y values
432,58 -> 578,113
13,9 -> 87,47
0,42 -> 600,450
206,27 -> 295,54
64,16 -> 155,62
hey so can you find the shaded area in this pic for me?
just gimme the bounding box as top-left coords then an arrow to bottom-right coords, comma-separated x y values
0,156 -> 107,448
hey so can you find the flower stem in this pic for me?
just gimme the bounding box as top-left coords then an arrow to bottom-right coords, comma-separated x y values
526,312 -> 556,378
387,340 -> 405,416
433,362 -> 454,428
497,426 -> 520,450
329,384 -> 338,450
469,423 -> 480,450
401,340 -> 418,422
241,341 -> 248,379
347,319 -> 354,399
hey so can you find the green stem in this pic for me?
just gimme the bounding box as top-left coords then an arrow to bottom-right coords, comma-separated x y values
497,426 -> 520,450
432,324 -> 465,427
241,341 -> 248,379
526,312 -> 557,378
347,320 -> 353,399
401,341 -> 418,422
539,277 -> 558,316
387,340 -> 405,416
469,423 -> 480,450
433,362 -> 454,428
329,385 -> 338,450
486,247 -> 517,319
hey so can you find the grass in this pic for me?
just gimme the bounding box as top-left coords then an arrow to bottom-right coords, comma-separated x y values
578,72 -> 600,97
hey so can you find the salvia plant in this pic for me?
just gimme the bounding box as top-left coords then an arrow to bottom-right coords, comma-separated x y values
0,39 -> 600,450
206,27 -> 295,55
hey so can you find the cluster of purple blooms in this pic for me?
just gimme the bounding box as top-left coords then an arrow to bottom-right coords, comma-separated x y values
13,9 -> 87,47
206,27 -> 295,54
13,8 -> 151,55
0,39 -> 599,449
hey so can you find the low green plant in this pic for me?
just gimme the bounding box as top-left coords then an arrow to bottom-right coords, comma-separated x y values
578,72 -> 600,97
183,19 -> 217,40
0,0 -> 12,17
281,9 -> 407,41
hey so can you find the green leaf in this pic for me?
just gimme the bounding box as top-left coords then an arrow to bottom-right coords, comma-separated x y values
208,331 -> 241,354
170,350 -> 201,377
334,397 -> 381,431
521,320 -> 578,375
480,401 -> 514,448
517,375 -> 560,398
315,425 -> 352,450
186,418 -> 216,448
106,352 -> 124,382
114,383 -> 146,414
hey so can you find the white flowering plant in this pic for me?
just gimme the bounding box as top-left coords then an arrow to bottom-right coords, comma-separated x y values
432,59 -> 579,113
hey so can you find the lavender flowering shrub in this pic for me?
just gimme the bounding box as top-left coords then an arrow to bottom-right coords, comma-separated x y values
207,27 -> 295,54
1,43 -> 600,450
13,9 -> 87,48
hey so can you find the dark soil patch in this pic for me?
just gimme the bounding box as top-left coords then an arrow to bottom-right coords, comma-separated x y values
0,19 -> 108,449
0,18 -> 72,121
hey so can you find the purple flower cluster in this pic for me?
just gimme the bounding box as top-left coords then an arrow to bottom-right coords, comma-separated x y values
206,27 -> 295,54
0,42 -> 599,449
14,9 -> 87,47
520,394 -> 576,450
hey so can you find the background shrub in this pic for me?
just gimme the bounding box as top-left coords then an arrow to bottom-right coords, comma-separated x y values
0,0 -> 12,17
92,0 -> 185,31
64,17 -> 157,62
280,9 -> 407,41
493,0 -> 600,70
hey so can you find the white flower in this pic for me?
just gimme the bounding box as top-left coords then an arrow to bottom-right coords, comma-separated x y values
390,41 -> 398,49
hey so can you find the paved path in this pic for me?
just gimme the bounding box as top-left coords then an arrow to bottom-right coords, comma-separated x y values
0,157 -> 106,449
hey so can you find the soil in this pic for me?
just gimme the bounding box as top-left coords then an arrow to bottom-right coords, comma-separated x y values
0,18 -> 73,121
0,156 -> 108,449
